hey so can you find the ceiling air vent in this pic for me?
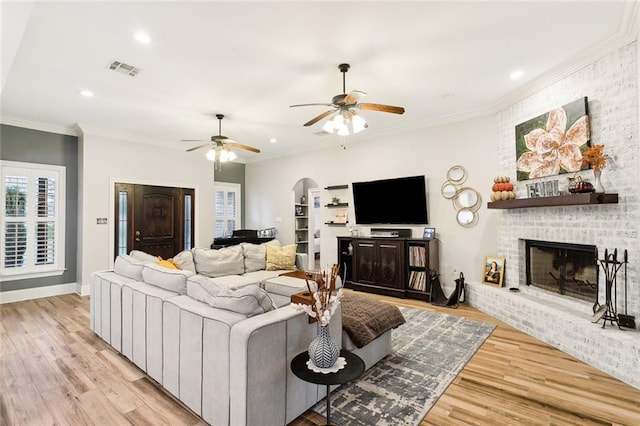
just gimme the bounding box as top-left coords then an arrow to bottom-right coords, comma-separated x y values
108,60 -> 141,77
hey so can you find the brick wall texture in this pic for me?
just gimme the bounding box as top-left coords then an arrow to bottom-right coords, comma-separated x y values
496,42 -> 639,317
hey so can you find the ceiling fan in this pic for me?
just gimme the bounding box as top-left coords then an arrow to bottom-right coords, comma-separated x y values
290,63 -> 405,135
183,114 -> 260,170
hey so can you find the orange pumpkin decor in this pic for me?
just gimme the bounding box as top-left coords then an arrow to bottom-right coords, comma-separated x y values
490,176 -> 516,201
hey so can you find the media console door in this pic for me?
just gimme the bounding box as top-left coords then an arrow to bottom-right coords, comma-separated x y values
351,238 -> 405,296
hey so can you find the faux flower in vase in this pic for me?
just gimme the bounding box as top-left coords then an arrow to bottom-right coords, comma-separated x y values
582,144 -> 609,193
290,264 -> 343,369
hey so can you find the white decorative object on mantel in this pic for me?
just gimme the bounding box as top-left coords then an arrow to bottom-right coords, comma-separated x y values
306,356 -> 347,374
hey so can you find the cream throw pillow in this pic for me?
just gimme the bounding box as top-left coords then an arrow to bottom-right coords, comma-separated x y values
265,243 -> 297,271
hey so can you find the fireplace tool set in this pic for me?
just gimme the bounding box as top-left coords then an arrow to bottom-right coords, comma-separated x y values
593,248 -> 635,329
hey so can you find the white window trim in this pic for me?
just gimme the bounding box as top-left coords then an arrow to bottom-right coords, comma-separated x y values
1,160 -> 66,282
214,182 -> 241,238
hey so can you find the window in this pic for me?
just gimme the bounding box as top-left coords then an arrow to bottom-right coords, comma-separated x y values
1,161 -> 66,280
214,182 -> 241,238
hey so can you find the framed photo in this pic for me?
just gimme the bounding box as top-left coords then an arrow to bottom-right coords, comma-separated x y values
423,227 -> 435,240
482,256 -> 505,287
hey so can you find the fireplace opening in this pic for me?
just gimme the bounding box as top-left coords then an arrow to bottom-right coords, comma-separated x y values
525,240 -> 597,303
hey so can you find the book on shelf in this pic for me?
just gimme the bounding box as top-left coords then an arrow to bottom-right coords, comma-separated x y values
408,270 -> 427,292
409,245 -> 426,267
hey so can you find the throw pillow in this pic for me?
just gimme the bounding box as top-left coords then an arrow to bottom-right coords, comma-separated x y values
173,250 -> 196,272
157,258 -> 180,269
265,243 -> 297,271
114,254 -> 147,280
129,250 -> 158,263
187,275 -> 275,316
192,245 -> 245,278
141,263 -> 194,295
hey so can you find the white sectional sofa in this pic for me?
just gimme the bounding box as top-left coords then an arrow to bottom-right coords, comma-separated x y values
90,242 -> 391,426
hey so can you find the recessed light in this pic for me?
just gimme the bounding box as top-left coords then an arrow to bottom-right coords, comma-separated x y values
269,137 -> 277,143
134,31 -> 151,45
510,70 -> 524,80
80,90 -> 94,97
439,93 -> 454,100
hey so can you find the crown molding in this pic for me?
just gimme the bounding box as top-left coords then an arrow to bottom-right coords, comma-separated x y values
490,1 -> 639,112
0,115 -> 78,136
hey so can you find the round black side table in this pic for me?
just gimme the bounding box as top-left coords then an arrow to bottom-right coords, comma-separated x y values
291,349 -> 365,426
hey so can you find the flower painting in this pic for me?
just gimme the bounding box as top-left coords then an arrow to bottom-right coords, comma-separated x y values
515,97 -> 591,181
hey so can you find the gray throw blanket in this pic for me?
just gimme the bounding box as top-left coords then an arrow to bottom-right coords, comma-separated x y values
341,293 -> 406,348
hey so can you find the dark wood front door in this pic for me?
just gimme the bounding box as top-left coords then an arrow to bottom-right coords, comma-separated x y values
114,183 -> 195,260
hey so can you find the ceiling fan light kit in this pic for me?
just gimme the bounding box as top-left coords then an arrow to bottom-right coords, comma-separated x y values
290,63 -> 405,136
322,110 -> 367,135
184,113 -> 260,171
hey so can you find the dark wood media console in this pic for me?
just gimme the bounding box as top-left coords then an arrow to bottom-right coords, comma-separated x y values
337,236 -> 439,300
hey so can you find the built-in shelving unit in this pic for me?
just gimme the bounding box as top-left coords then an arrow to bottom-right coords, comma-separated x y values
294,202 -> 309,253
487,193 -> 618,209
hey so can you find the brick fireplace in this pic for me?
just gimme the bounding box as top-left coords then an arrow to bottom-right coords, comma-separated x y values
468,42 -> 639,389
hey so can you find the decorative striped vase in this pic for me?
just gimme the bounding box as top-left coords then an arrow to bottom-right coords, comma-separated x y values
308,324 -> 339,368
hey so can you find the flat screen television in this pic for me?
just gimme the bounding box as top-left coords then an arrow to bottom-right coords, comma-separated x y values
352,175 -> 429,225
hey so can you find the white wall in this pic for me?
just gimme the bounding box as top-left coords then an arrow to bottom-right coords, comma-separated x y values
245,114 -> 499,287
77,130 -> 216,292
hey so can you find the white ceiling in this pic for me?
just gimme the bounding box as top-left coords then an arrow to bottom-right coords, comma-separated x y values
1,1 -> 637,163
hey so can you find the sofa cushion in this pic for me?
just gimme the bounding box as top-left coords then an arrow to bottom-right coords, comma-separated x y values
210,275 -> 261,290
193,246 -> 245,278
142,263 -> 194,295
265,244 -> 297,271
173,250 -> 196,272
114,254 -> 147,280
242,270 -> 287,283
241,243 -> 267,273
129,250 -> 159,263
187,275 -> 275,317
263,275 -> 311,297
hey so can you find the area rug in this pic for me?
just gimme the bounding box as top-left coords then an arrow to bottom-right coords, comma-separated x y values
312,307 -> 495,426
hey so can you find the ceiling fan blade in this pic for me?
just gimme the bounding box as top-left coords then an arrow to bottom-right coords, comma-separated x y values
358,103 -> 405,114
304,110 -> 336,127
186,143 -> 210,152
343,90 -> 367,105
230,143 -> 261,153
181,139 -> 206,142
290,103 -> 333,108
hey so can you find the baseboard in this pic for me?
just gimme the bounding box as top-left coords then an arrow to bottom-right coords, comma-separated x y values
77,282 -> 90,297
0,282 -> 79,304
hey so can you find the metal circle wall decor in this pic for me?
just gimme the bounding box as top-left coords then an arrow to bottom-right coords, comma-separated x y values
452,187 -> 482,212
447,165 -> 467,184
441,182 -> 458,199
441,165 -> 482,228
456,208 -> 478,227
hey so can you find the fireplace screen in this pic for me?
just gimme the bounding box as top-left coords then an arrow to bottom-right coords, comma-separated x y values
526,240 -> 598,302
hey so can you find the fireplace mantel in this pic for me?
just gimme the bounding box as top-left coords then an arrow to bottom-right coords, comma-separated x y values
487,193 -> 618,209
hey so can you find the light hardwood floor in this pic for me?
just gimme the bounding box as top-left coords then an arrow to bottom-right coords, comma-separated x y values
1,291 -> 639,425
